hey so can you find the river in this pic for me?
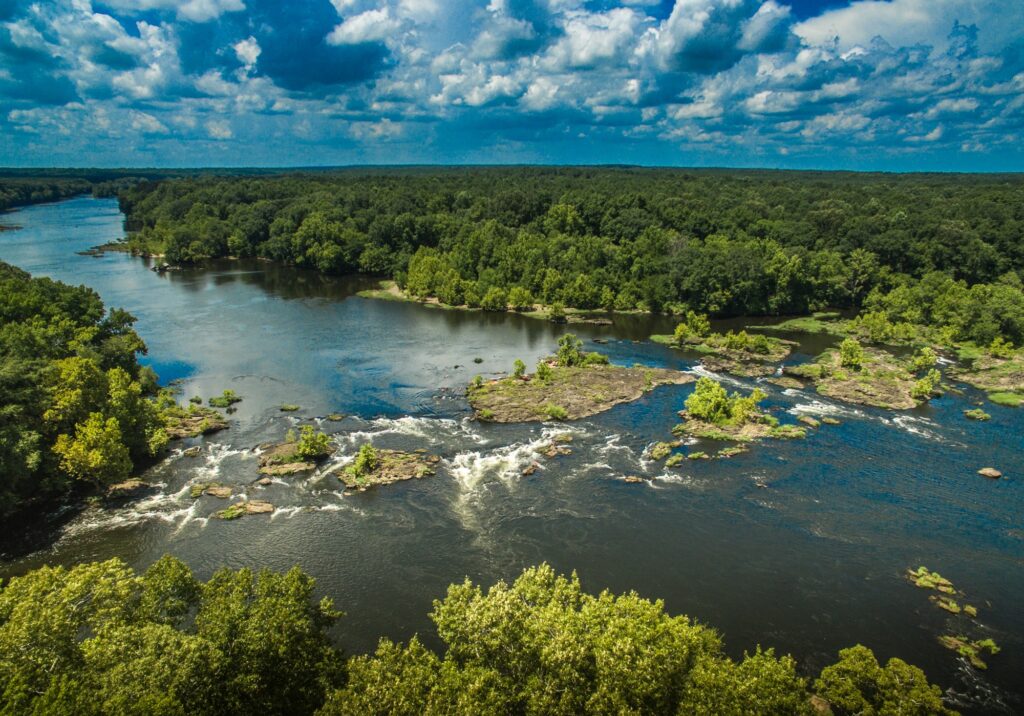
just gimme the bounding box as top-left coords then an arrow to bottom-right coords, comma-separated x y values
1,197 -> 1022,713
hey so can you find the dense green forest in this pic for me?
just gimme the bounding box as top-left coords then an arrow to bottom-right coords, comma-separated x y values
116,168 -> 1024,345
0,262 -> 167,517
0,557 -> 953,715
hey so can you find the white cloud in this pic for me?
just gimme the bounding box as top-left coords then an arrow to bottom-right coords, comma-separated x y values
101,0 -> 245,22
327,8 -> 400,45
206,119 -> 233,139
544,8 -> 645,70
233,36 -> 260,73
795,0 -> 1023,54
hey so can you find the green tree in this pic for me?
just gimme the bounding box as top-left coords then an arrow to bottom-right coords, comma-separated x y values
814,645 -> 954,716
556,334 -> 584,367
52,413 -> 132,487
508,286 -> 534,311
839,338 -> 865,370
481,287 -> 508,312
295,425 -> 332,460
513,359 -> 526,378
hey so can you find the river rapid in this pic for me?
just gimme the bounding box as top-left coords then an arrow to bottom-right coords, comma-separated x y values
2,197 -> 1022,713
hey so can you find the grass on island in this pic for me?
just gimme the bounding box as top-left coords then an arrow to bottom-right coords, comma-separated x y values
652,312 -> 794,377
784,339 -> 940,410
467,336 -> 693,423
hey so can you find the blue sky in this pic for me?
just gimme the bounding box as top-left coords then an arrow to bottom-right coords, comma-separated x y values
1,0 -> 1022,170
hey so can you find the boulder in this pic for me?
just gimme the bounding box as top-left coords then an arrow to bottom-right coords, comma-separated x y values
978,467 -> 1002,479
623,476 -> 645,484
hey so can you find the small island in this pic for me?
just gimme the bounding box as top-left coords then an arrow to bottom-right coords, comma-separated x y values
672,377 -> 807,443
338,444 -> 439,490
784,339 -> 940,410
652,311 -> 794,377
949,343 -> 1024,407
258,425 -> 335,475
467,335 -> 694,423
161,402 -> 229,439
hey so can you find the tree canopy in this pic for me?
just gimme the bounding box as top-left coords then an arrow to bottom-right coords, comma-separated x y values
0,262 -> 165,517
112,168 -> 1024,345
0,558 -> 954,716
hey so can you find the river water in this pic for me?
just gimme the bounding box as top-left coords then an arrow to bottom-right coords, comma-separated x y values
1,197 -> 1022,713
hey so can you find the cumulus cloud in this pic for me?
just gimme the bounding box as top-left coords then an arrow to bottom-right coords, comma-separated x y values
102,0 -> 246,23
0,0 -> 1022,168
328,8 -> 401,45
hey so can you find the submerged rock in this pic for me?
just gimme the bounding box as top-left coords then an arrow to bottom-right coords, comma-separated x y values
105,479 -> 152,500
216,500 -> 274,520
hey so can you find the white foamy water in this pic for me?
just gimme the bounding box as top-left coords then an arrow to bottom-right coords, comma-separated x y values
342,415 -> 486,446
787,398 -> 866,420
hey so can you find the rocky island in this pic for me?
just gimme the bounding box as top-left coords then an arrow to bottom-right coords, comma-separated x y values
258,425 -> 335,475
338,444 -> 439,490
652,311 -> 794,377
672,377 -> 807,443
784,339 -> 940,410
949,343 -> 1024,407
467,335 -> 693,422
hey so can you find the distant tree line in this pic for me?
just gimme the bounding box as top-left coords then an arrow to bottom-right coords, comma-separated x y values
116,168 -> 1024,344
0,558 -> 955,715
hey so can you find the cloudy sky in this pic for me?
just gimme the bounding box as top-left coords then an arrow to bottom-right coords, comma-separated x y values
1,0 -> 1022,169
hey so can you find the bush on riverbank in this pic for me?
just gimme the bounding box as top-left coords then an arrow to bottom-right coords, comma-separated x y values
0,557 -> 954,716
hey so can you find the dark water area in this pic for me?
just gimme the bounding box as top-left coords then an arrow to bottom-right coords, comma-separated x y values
1,197 -> 1022,713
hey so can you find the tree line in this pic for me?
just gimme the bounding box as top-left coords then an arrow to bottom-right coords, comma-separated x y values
0,261 -> 167,518
114,168 -> 1024,345
0,557 -> 955,715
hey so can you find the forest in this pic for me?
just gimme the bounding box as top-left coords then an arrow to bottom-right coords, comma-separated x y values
0,557 -> 953,716
116,168 -> 1024,346
0,261 -> 167,518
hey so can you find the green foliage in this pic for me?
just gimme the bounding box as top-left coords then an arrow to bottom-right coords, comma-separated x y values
208,389 -> 241,408
513,359 -> 526,378
535,361 -> 553,382
0,557 -> 953,716
910,347 -> 938,372
294,425 -> 332,460
839,338 -> 865,370
480,287 -> 507,312
0,556 -> 343,715
988,336 -> 1014,358
52,413 -> 132,487
471,374 -> 484,390
963,408 -> 991,421
684,377 -> 767,426
544,404 -> 568,420
910,369 -> 941,400
111,170 -> 1024,348
814,645 -> 954,716
508,286 -> 533,311
673,311 -> 712,344
549,301 -> 567,323
0,262 -> 165,516
350,444 -> 378,478
556,334 -> 584,366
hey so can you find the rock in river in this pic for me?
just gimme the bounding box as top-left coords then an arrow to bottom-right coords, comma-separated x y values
977,467 -> 1002,479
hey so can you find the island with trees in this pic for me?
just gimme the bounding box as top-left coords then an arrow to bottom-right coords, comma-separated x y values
467,335 -> 693,423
